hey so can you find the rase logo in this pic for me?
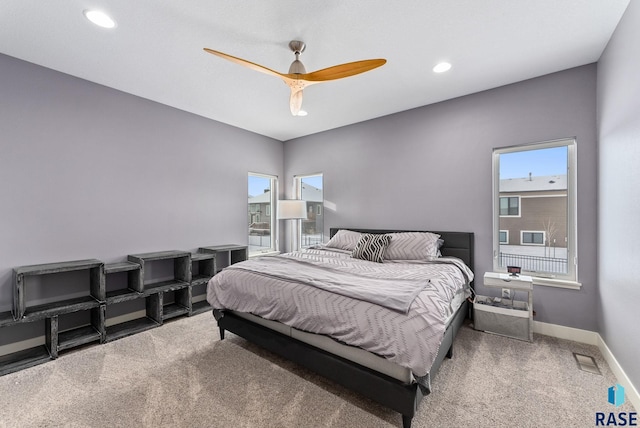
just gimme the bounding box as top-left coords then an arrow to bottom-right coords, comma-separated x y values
595,384 -> 637,426
610,384 -> 626,408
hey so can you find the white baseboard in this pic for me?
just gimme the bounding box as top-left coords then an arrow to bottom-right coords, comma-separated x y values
534,321 -> 639,411
533,320 -> 599,345
597,334 -> 640,411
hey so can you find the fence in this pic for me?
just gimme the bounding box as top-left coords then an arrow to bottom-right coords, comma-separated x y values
250,232 -> 322,253
499,252 -> 567,274
301,233 -> 322,247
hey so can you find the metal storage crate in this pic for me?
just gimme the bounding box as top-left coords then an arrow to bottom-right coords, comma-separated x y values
473,295 -> 531,341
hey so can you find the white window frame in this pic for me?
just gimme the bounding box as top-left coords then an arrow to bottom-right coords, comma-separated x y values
492,138 -> 579,287
520,230 -> 546,246
499,230 -> 509,244
248,172 -> 278,256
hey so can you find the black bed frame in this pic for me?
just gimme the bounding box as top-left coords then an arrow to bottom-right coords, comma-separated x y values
214,228 -> 474,428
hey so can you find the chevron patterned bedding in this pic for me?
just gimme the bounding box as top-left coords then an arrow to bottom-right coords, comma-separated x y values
206,247 -> 473,386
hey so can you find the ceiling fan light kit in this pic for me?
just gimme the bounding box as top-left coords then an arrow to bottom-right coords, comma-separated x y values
204,40 -> 386,116
433,62 -> 452,73
83,10 -> 116,29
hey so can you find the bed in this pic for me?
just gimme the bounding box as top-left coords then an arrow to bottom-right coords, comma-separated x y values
207,228 -> 474,428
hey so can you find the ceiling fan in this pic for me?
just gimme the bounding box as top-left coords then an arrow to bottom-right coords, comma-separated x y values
203,41 -> 386,116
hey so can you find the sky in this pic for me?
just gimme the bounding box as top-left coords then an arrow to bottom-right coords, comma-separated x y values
248,175 -> 271,197
248,174 -> 323,197
499,146 -> 568,179
301,175 -> 323,190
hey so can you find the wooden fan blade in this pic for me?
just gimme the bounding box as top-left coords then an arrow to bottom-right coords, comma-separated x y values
299,59 -> 386,82
203,48 -> 285,79
289,88 -> 304,116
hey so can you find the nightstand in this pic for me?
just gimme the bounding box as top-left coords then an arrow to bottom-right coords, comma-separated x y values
473,272 -> 533,341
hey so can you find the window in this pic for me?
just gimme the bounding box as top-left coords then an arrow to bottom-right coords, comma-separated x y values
499,196 -> 520,216
493,138 -> 577,283
521,231 -> 545,245
248,173 -> 277,255
295,173 -> 323,249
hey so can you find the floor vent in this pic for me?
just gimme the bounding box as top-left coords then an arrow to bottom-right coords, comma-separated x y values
573,353 -> 602,375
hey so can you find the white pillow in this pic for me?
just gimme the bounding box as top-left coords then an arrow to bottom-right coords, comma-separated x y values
325,229 -> 362,251
384,232 -> 441,260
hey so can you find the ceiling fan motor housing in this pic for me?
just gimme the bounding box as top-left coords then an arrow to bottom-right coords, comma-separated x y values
288,40 -> 307,75
288,59 -> 306,75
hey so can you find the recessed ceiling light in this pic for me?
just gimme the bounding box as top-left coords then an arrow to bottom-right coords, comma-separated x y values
84,10 -> 116,28
433,62 -> 452,73
296,110 -> 308,117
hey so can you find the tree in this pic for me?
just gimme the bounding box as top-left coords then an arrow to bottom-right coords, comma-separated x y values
541,218 -> 558,258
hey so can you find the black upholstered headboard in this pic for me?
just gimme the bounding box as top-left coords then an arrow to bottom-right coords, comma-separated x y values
329,227 -> 475,286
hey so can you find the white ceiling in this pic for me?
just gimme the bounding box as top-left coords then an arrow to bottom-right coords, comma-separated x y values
0,1 -> 630,141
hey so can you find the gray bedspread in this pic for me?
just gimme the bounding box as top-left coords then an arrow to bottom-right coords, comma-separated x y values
222,254 -> 430,313
207,247 -> 473,387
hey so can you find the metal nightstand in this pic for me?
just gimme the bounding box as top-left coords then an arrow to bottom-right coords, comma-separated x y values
473,272 -> 534,341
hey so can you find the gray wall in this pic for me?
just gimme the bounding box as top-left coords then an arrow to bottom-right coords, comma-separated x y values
597,0 -> 640,394
0,53 -> 283,313
284,64 -> 598,330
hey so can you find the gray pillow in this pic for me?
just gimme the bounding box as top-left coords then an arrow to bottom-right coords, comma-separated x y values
326,229 -> 362,251
384,232 -> 442,260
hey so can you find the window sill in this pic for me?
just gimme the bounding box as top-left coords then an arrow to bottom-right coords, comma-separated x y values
249,251 -> 280,259
532,277 -> 582,290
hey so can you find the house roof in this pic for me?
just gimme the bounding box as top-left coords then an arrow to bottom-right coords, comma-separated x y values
500,175 -> 567,193
301,183 -> 322,203
248,191 -> 272,204
0,1 -> 630,141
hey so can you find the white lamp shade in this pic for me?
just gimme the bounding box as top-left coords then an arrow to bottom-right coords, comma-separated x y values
277,200 -> 307,220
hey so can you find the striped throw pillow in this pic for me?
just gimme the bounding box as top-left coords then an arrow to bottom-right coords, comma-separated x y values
351,233 -> 391,263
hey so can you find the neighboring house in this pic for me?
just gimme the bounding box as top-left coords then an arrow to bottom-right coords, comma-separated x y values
499,174 -> 568,274
300,182 -> 323,235
248,190 -> 272,230
499,174 -> 567,249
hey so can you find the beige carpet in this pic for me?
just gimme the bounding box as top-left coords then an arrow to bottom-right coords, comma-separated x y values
0,312 -> 635,428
